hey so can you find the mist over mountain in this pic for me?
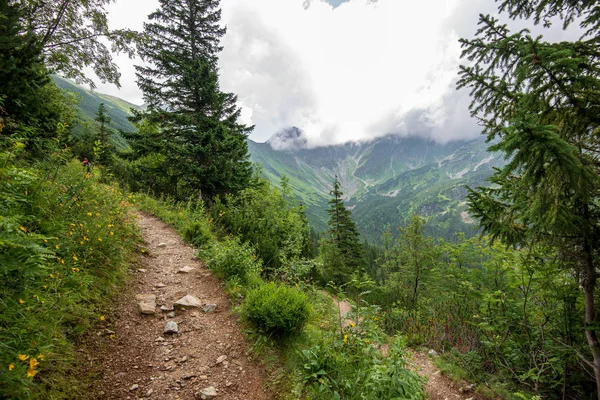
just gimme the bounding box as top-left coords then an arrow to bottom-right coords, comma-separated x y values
249,131 -> 503,241
266,127 -> 309,150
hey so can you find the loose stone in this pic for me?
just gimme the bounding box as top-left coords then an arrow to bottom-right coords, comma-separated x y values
164,321 -> 179,334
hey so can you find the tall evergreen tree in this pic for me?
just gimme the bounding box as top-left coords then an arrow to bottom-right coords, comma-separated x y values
322,176 -> 364,283
458,0 -> 600,395
94,102 -> 112,164
131,0 -> 251,200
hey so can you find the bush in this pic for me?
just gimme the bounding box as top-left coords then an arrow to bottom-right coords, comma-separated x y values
244,283 -> 310,338
208,237 -> 260,284
183,220 -> 213,247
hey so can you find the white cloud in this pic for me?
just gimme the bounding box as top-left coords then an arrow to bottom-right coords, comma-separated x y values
90,0 -> 581,145
218,0 -> 467,145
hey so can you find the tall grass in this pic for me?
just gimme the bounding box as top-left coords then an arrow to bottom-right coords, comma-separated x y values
0,152 -> 140,399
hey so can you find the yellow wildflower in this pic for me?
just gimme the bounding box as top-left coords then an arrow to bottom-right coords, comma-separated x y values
8,364 -> 15,371
17,354 -> 28,361
18,299 -> 24,304
26,368 -> 37,378
349,321 -> 356,328
87,213 -> 92,217
100,315 -> 105,321
55,245 -> 59,249
71,267 -> 80,272
29,358 -> 39,369
97,238 -> 102,242
343,335 -> 348,344
37,354 -> 44,360
72,255 -> 78,262
19,226 -> 27,232
110,231 -> 114,236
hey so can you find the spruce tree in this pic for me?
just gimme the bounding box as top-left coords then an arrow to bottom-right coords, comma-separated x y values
132,0 -> 251,200
458,1 -> 600,395
94,103 -> 112,164
322,176 -> 364,283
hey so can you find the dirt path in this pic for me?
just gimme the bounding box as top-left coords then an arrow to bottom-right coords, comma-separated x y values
334,298 -> 488,400
408,350 -> 489,400
81,212 -> 272,400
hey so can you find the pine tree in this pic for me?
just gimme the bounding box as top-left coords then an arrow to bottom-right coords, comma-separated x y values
94,103 -> 112,164
131,0 -> 251,200
322,176 -> 364,283
458,1 -> 600,395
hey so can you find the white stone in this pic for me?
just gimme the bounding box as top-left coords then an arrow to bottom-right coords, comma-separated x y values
136,294 -> 156,315
198,386 -> 217,399
215,355 -> 227,364
174,295 -> 202,309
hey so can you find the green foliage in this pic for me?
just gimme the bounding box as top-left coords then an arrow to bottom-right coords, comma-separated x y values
299,324 -> 423,399
129,0 -> 251,200
211,176 -> 312,278
458,0 -> 600,396
244,283 -> 311,338
207,237 -> 260,285
320,177 -> 364,285
92,103 -> 115,165
378,214 -> 440,310
14,0 -> 142,88
0,151 -> 140,399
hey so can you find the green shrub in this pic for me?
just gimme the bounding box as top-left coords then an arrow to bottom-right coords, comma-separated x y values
183,220 -> 213,247
209,237 -> 260,284
244,283 -> 310,338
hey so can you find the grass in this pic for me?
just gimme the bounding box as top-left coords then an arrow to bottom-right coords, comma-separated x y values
0,154 -> 141,399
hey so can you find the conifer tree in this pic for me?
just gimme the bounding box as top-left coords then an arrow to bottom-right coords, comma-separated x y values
322,176 -> 364,282
131,0 -> 251,200
459,1 -> 600,395
94,103 -> 112,164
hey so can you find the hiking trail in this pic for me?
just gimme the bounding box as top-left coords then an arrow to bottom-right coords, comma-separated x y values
80,212 -> 272,399
333,298 -> 491,400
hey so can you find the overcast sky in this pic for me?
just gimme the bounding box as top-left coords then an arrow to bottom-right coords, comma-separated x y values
93,0 -> 580,146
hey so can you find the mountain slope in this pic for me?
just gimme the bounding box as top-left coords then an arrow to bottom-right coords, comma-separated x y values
248,130 -> 503,241
53,76 -> 143,150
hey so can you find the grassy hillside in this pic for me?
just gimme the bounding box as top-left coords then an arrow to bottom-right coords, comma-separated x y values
52,76 -> 143,150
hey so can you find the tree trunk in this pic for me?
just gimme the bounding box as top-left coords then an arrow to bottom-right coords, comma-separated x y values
583,249 -> 600,400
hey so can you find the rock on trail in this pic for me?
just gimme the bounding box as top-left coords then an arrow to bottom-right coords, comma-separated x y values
79,212 -> 272,400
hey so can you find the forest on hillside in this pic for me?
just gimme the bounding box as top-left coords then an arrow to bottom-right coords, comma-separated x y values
1,0 -> 600,399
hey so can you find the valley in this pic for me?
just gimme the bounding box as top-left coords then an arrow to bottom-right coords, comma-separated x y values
248,128 -> 505,241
